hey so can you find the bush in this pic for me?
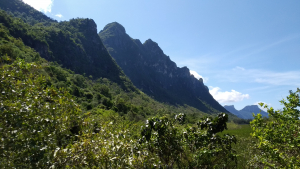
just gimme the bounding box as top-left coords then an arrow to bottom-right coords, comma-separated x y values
250,89 -> 300,168
0,59 -> 80,168
139,113 -> 237,168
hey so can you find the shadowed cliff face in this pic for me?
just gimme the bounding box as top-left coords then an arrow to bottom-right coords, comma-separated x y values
99,22 -> 229,114
44,18 -> 123,81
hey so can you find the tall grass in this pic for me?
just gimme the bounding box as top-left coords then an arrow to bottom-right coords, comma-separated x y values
222,124 -> 256,168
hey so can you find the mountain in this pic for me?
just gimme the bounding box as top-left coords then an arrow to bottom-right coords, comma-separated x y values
1,0 -> 232,116
0,0 -> 55,25
223,105 -> 242,118
0,0 -> 233,121
99,22 -> 229,114
224,105 -> 268,119
239,105 -> 269,119
0,7 -> 134,90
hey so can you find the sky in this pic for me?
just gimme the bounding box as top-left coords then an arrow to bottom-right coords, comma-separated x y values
23,0 -> 300,111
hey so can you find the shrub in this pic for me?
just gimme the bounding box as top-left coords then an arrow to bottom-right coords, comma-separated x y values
0,59 -> 80,168
250,89 -> 300,168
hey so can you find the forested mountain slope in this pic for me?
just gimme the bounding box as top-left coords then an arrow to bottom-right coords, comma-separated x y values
0,8 -> 219,124
0,0 -> 234,121
0,0 -> 55,24
0,0 -> 231,116
0,8 -> 134,90
99,22 -> 229,114
1,1 -> 299,168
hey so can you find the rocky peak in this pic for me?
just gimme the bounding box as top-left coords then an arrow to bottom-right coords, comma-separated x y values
133,39 -> 143,47
143,39 -> 164,55
99,22 -> 229,114
178,66 -> 191,77
241,105 -> 263,112
83,19 -> 97,34
100,22 -> 126,36
224,105 -> 235,108
224,105 -> 238,111
69,18 -> 98,35
224,105 -> 242,118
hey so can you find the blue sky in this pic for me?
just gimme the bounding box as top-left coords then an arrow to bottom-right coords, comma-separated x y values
23,0 -> 300,111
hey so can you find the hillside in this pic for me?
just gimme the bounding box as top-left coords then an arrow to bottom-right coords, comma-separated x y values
0,9 -> 135,91
99,22 -> 229,114
0,0 -> 55,24
0,0 -> 236,121
0,7 -> 216,123
0,0 -> 231,116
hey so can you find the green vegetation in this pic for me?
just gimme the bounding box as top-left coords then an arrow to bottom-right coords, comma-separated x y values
0,2 -> 299,168
249,90 -> 300,168
0,62 -> 237,167
0,17 -> 211,122
0,59 -> 80,168
223,124 -> 255,168
0,13 -> 237,167
222,89 -> 300,168
0,0 -> 55,25
0,9 -> 132,89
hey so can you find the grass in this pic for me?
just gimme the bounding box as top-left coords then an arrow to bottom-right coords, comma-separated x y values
221,123 -> 257,168
223,123 -> 252,138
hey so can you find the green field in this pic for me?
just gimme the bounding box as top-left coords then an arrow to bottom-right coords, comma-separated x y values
223,123 -> 252,138
222,124 -> 256,168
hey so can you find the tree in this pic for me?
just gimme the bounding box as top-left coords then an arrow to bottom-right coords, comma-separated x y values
250,89 -> 300,168
0,58 -> 80,168
139,113 -> 237,168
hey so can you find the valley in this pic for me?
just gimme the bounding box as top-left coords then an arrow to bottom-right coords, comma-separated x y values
0,0 -> 299,168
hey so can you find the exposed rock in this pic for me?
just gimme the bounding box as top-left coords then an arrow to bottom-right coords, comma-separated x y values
99,22 -> 229,114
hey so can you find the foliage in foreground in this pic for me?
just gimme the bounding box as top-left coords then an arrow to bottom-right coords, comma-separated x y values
250,89 -> 300,168
0,59 -> 237,168
0,59 -> 80,168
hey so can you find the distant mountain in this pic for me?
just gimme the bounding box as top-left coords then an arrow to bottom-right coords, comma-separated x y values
223,105 -> 242,118
224,105 -> 268,119
99,22 -> 229,114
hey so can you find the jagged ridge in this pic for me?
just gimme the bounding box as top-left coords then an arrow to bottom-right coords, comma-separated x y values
99,22 -> 229,114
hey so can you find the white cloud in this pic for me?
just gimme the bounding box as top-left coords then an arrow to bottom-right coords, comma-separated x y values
209,87 -> 249,103
55,14 -> 63,18
22,0 -> 54,13
190,70 -> 208,83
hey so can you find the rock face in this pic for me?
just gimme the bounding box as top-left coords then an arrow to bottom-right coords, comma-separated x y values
44,18 -> 124,81
224,105 -> 268,119
99,22 -> 228,114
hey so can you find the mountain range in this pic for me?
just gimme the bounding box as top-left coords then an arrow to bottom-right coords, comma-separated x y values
0,0 -> 231,117
99,22 -> 227,114
224,105 -> 268,119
